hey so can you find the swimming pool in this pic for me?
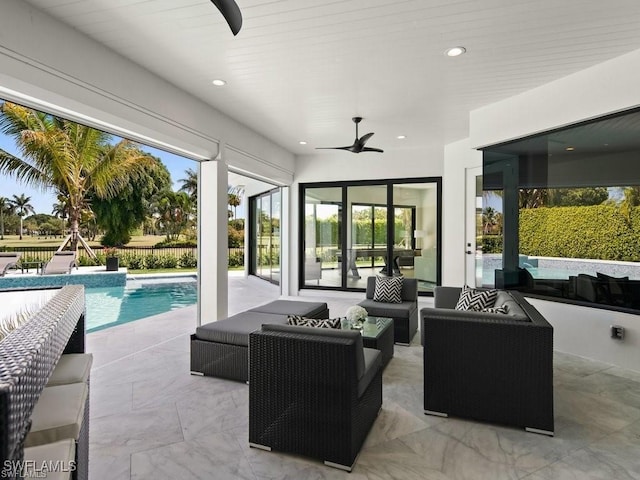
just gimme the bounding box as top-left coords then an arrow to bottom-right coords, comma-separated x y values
85,277 -> 197,332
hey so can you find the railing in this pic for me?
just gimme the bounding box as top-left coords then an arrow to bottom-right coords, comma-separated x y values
0,245 -> 246,267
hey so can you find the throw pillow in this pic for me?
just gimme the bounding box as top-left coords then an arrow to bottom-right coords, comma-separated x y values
373,275 -> 403,303
455,285 -> 498,311
287,315 -> 341,329
480,306 -> 508,314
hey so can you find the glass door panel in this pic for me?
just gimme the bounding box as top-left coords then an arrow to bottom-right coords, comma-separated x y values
347,185 -> 388,288
250,188 -> 281,285
393,183 -> 439,293
303,187 -> 342,287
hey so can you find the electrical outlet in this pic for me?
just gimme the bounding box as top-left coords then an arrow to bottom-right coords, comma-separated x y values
610,325 -> 625,340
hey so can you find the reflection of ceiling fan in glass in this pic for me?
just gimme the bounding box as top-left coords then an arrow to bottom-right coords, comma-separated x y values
210,0 -> 243,36
316,117 -> 384,153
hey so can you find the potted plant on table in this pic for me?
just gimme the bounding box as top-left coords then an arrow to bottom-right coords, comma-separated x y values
104,247 -> 119,271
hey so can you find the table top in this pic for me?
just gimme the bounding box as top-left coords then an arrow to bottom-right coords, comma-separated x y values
348,316 -> 393,340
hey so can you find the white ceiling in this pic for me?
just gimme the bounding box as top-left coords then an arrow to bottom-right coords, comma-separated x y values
22,0 -> 640,156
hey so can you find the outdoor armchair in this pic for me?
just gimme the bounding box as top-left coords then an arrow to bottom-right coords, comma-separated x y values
248,324 -> 382,472
42,251 -> 77,275
0,252 -> 21,276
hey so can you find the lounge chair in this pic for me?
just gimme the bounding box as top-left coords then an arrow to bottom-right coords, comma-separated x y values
42,251 -> 77,275
0,252 -> 21,276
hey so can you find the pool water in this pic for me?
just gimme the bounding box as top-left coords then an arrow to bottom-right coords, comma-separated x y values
85,278 -> 197,332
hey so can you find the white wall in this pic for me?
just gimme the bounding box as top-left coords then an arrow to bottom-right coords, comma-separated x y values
442,139 -> 482,286
529,299 -> 640,372
467,48 -> 640,371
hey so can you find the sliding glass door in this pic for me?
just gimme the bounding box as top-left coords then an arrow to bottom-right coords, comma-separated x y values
250,188 -> 281,285
300,178 -> 441,294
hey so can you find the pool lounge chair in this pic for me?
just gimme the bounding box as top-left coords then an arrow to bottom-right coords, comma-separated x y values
42,251 -> 77,275
0,252 -> 21,276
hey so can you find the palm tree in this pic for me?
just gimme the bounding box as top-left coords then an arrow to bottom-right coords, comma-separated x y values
179,168 -> 198,200
10,193 -> 34,240
482,206 -> 497,235
154,191 -> 193,242
0,196 -> 13,240
227,184 -> 245,219
0,102 -> 153,252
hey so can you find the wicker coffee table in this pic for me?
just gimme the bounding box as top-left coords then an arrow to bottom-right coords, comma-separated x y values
353,317 -> 394,368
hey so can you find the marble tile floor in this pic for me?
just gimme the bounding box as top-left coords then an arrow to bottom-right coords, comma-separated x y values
87,275 -> 640,480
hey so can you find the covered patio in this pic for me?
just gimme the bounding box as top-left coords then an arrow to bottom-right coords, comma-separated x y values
86,273 -> 640,479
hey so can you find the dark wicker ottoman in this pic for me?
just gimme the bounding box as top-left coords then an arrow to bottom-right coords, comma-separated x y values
190,300 -> 329,382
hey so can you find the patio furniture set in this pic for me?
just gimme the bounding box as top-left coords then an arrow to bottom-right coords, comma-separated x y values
190,277 -> 555,471
0,251 -> 78,277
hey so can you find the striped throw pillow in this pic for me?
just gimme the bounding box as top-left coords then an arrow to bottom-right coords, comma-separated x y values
455,285 -> 498,311
373,275 -> 404,303
287,315 -> 342,329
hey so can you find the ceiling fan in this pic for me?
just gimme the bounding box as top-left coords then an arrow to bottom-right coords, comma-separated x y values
316,117 -> 384,153
210,0 -> 243,36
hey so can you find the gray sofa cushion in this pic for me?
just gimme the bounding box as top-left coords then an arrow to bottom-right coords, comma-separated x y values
250,300 -> 328,317
495,291 -> 528,319
196,312 -> 288,346
434,286 -> 462,309
358,299 -> 416,319
359,348 -> 381,398
261,323 -> 366,380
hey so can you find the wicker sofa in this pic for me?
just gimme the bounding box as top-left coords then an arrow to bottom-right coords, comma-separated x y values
421,286 -> 554,435
0,285 -> 89,480
248,324 -> 382,472
190,300 -> 329,382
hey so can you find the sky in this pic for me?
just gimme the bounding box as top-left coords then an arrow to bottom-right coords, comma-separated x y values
0,129 -> 197,215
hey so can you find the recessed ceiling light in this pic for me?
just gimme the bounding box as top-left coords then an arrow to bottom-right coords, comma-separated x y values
212,79 -> 226,86
397,135 -> 407,140
445,46 -> 466,57
299,141 -> 307,145
565,146 -> 575,151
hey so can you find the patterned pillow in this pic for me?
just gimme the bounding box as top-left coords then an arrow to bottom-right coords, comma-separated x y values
480,305 -> 508,314
373,275 -> 404,304
287,315 -> 342,329
455,285 -> 498,311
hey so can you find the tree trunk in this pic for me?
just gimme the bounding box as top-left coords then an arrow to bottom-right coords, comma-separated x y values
19,217 -> 23,240
70,216 -> 80,251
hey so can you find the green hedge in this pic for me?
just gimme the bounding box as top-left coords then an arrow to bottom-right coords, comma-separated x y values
519,205 -> 640,261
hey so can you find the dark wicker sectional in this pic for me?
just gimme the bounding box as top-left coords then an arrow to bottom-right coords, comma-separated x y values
190,300 -> 329,382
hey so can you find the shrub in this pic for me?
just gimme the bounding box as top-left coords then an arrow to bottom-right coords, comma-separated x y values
154,239 -> 197,248
179,252 -> 197,268
160,255 -> 178,268
144,254 -> 162,269
121,253 -> 145,269
482,236 -> 503,254
228,252 -> 244,267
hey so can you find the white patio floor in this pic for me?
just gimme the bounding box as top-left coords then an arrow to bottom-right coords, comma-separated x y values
86,273 -> 640,480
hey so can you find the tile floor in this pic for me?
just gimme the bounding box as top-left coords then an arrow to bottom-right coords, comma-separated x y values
87,274 -> 640,479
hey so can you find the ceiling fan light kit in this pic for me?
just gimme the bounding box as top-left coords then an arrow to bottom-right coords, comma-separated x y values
316,117 -> 384,153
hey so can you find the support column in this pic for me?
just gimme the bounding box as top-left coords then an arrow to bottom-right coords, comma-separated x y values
197,158 -> 228,325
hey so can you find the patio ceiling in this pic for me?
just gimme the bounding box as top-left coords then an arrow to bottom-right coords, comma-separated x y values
21,0 -> 640,156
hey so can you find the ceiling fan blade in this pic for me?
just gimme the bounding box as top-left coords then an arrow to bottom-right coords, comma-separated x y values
210,0 -> 243,36
315,146 -> 354,151
362,147 -> 384,153
358,132 -> 375,146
